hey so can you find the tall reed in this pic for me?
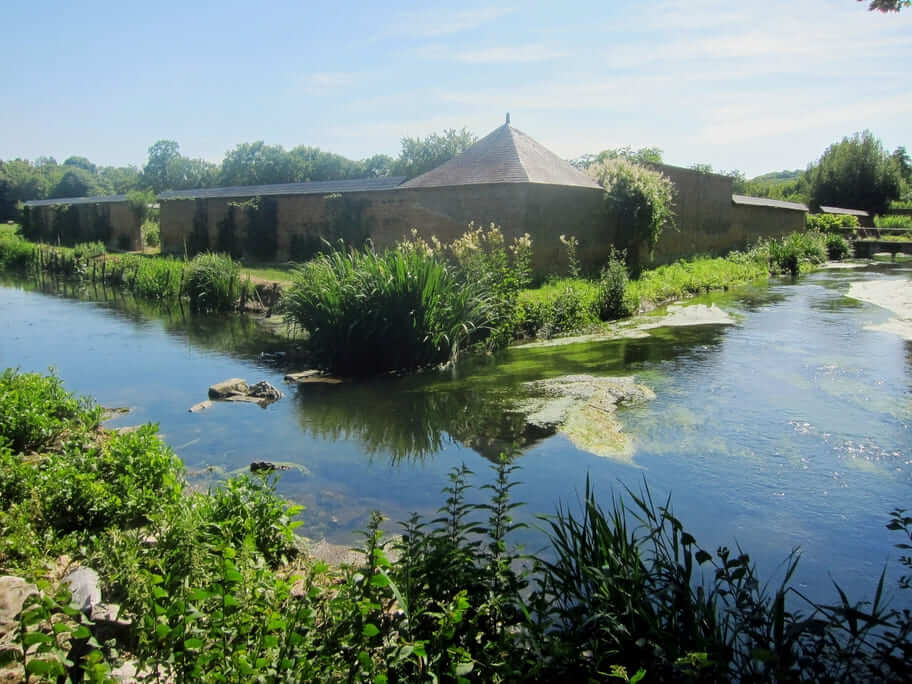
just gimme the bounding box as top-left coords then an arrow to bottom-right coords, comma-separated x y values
284,246 -> 492,375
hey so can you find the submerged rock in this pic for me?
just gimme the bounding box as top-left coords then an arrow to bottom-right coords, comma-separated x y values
248,381 -> 283,401
520,375 -> 655,462
208,378 -> 249,399
188,400 -> 213,413
250,461 -> 290,473
285,370 -> 346,385
203,378 -> 283,408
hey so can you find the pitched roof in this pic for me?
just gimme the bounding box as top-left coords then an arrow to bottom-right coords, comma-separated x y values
158,176 -> 406,201
24,194 -> 128,207
401,124 -> 601,190
732,194 -> 808,212
820,205 -> 870,217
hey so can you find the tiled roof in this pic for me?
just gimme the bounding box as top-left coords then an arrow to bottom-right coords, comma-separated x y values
820,205 -> 870,217
24,194 -> 128,207
732,194 -> 808,211
158,176 -> 406,201
401,124 -> 601,190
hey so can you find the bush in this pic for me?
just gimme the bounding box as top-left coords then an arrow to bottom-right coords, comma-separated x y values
766,232 -> 827,275
285,245 -> 492,375
807,213 -> 859,232
589,159 -> 676,269
0,369 -> 101,453
131,257 -> 184,300
594,248 -> 631,320
516,279 -> 599,339
73,241 -> 106,260
826,233 -> 851,259
0,232 -> 35,269
185,252 -> 243,312
874,214 -> 912,229
142,218 -> 161,247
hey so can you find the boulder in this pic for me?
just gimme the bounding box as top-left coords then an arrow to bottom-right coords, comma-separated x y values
63,567 -> 101,615
248,381 -> 283,401
188,400 -> 213,413
0,575 -> 38,630
208,378 -> 248,399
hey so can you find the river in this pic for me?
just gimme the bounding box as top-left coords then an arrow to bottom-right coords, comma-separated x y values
1,262 -> 910,606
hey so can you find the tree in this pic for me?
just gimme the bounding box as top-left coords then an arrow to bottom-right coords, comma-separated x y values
806,130 -> 902,214
62,156 -> 97,173
142,140 -> 181,193
166,157 -> 218,190
861,0 -> 910,12
219,141 -> 296,186
98,165 -> 142,195
359,153 -> 394,177
49,167 -> 102,199
391,128 -> 477,178
572,146 -> 664,170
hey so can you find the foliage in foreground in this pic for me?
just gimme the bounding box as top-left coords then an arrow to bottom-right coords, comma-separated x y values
1,370 -> 911,682
283,224 -> 532,376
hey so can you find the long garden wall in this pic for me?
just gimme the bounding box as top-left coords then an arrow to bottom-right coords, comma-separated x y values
23,200 -> 142,251
159,166 -> 808,276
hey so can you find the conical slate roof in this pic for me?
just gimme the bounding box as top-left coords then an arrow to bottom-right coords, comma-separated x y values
401,123 -> 601,190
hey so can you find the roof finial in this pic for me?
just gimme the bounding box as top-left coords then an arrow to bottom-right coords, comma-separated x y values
506,112 -> 511,125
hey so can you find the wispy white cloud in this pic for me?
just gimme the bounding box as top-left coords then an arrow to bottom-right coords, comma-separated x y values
455,44 -> 568,64
383,6 -> 513,39
298,71 -> 357,96
692,93 -> 912,146
415,42 -> 568,64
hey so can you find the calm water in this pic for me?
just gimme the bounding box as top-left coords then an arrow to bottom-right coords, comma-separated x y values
1,265 -> 910,606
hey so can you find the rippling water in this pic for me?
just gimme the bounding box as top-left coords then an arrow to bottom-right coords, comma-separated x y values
1,262 -> 910,605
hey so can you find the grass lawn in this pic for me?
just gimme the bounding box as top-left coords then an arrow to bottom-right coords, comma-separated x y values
0,222 -> 20,236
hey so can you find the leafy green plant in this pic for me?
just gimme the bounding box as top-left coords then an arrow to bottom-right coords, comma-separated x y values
874,214 -> 912,229
73,241 -> 106,260
826,233 -> 851,259
284,244 -> 492,375
589,158 -> 676,270
0,232 -> 36,269
594,247 -> 631,320
185,252 -> 243,312
807,213 -> 859,232
142,217 -> 160,247
559,233 -> 580,278
0,369 -> 101,453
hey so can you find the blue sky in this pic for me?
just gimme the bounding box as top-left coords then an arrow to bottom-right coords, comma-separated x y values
2,0 -> 910,177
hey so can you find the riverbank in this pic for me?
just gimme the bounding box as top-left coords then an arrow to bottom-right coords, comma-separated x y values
1,368 -> 910,681
848,277 -> 912,340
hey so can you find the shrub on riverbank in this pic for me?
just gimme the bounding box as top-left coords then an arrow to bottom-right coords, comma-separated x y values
284,246 -> 491,375
807,213 -> 859,232
1,371 -> 911,681
185,252 -> 245,312
0,231 -> 35,269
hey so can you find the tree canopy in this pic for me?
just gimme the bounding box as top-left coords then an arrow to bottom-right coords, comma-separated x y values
391,128 -> 477,178
861,0 -> 910,12
806,130 -> 902,214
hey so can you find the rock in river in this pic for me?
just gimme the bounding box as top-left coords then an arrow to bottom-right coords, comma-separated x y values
520,375 -> 655,463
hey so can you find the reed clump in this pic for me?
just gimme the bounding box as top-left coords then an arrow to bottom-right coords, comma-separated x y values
284,245 -> 491,375
185,252 -> 245,312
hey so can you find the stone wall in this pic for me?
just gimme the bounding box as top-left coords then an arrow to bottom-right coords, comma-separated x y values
160,170 -> 807,276
160,184 -> 607,276
25,202 -> 142,251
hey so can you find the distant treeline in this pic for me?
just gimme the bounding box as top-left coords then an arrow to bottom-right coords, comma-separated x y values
0,128 -> 477,221
573,131 -> 911,216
